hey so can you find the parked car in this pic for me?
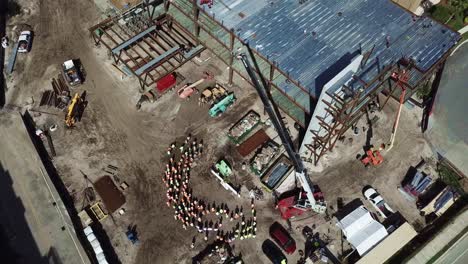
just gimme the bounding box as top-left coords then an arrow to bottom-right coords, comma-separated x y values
262,239 -> 287,264
363,186 -> 395,218
17,31 -> 32,53
269,222 -> 296,254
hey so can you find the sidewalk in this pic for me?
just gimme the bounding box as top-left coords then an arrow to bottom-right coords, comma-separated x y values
406,210 -> 468,264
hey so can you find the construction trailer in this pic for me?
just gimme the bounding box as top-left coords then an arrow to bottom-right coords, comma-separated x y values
161,0 -> 460,165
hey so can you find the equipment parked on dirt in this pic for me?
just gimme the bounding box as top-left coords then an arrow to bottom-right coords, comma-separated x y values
360,68 -> 409,166
200,84 -> 226,104
269,222 -> 296,254
65,91 -> 86,128
178,71 -> 213,99
210,159 -> 240,197
62,59 -> 84,86
360,145 -> 384,167
212,159 -> 232,179
136,72 -> 179,109
177,83 -> 199,99
17,31 -> 32,53
202,83 -> 236,117
238,47 -> 326,218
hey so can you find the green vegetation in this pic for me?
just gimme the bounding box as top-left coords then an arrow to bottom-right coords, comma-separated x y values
461,32 -> 468,42
437,162 -> 464,193
416,82 -> 432,100
428,1 -> 467,31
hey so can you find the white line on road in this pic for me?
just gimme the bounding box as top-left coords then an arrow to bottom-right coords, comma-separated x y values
434,231 -> 468,264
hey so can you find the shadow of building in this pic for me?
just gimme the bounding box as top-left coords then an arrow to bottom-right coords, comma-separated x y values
0,162 -> 47,264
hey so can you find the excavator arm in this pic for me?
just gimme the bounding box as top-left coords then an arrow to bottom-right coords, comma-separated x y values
65,92 -> 84,127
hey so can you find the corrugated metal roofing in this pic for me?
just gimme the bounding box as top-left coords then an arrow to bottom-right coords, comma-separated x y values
199,0 -> 460,112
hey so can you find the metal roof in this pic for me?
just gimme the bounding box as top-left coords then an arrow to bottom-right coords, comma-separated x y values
356,222 -> 417,264
336,206 -> 389,256
200,0 -> 460,112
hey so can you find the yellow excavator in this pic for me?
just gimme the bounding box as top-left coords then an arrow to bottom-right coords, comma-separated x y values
65,92 -> 85,127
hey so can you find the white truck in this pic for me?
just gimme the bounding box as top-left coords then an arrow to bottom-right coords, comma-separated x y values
62,60 -> 83,86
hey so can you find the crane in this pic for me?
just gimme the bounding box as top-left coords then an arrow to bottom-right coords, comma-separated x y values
386,69 -> 409,151
360,66 -> 409,167
237,46 -> 326,218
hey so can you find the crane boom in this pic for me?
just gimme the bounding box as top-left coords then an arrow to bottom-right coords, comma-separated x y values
237,47 -> 325,213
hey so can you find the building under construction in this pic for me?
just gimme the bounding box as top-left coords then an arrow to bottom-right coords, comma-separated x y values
90,0 -> 460,164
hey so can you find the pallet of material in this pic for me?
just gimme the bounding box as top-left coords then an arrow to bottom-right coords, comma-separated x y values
420,186 -> 459,217
53,74 -> 70,95
39,90 -> 55,107
228,110 -> 261,144
236,129 -> 270,157
260,155 -> 293,191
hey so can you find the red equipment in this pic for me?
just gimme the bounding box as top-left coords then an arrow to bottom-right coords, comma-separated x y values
360,67 -> 409,166
177,71 -> 213,99
277,187 -> 325,219
387,69 -> 409,151
361,147 -> 384,167
156,72 -> 177,93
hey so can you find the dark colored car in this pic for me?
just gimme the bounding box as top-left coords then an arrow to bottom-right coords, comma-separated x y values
269,222 -> 296,254
262,239 -> 287,264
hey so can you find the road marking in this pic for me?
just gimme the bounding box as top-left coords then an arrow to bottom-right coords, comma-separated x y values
452,247 -> 468,264
435,231 -> 468,264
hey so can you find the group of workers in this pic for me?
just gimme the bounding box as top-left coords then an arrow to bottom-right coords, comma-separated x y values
162,135 -> 257,247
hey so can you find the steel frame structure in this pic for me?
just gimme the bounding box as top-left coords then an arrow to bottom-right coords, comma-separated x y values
166,0 -> 313,126
89,2 -> 204,91
91,1 -> 455,164
303,51 -> 451,165
164,0 -> 455,165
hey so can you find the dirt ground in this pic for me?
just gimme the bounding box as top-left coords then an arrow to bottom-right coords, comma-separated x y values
2,1 -> 443,263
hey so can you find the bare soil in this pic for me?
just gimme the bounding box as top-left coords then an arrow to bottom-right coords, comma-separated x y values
2,1 -> 441,263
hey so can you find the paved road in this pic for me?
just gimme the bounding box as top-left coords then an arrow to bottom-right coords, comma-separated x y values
434,231 -> 468,264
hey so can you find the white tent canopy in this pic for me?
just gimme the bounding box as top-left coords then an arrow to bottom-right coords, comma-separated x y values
336,206 -> 389,255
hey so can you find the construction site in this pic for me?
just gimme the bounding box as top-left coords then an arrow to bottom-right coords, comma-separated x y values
1,0 -> 467,264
